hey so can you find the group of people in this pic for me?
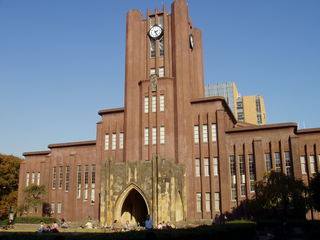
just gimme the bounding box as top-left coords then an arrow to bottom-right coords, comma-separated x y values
213,213 -> 228,225
38,221 -> 59,233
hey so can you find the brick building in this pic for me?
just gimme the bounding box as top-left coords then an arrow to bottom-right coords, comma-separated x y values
18,0 -> 320,226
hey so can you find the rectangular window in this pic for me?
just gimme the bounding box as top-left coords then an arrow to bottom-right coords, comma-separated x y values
195,158 -> 200,177
105,134 -> 109,150
150,68 -> 156,76
310,155 -> 316,174
77,165 -> 81,199
196,193 -> 202,212
119,132 -> 124,149
58,166 -> 63,189
159,95 -> 165,112
152,127 -> 157,145
213,157 -> 219,176
144,96 -> 149,113
37,172 -> 40,185
239,155 -> 246,197
284,152 -> 292,176
52,167 -> 57,189
275,152 -> 281,169
144,128 -> 149,145
194,125 -> 199,143
159,67 -> 164,77
57,202 -> 61,214
51,202 -> 55,214
265,153 -> 272,171
152,96 -> 157,112
230,155 -> 237,200
159,38 -> 164,56
211,123 -> 217,142
205,193 -> 211,212
31,172 -> 35,184
91,164 -> 96,203
149,16 -> 155,27
214,192 -> 220,212
112,133 -> 116,150
158,14 -> 163,27
84,165 -> 89,200
65,166 -> 70,191
150,39 -> 155,57
249,154 -> 256,192
300,156 -> 306,174
160,126 -> 165,144
204,158 -> 210,177
202,124 -> 208,142
26,172 -> 30,187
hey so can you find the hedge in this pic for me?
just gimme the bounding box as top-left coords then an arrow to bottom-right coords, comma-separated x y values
14,216 -> 57,224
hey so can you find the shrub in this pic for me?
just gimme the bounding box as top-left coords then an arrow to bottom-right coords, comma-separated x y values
14,216 -> 56,224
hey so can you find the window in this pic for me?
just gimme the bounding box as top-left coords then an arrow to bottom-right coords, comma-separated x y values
84,165 -> 89,200
150,39 -> 155,57
195,158 -> 200,177
230,155 -> 237,200
284,152 -> 292,176
149,16 -> 155,27
211,123 -> 217,142
159,95 -> 165,112
58,166 -> 63,189
204,158 -> 210,177
194,125 -> 199,143
119,132 -> 124,149
265,153 -> 272,171
275,152 -> 281,169
152,127 -> 157,145
159,67 -> 164,77
52,167 -> 57,189
51,202 -> 55,214
112,133 -> 116,150
57,202 -> 61,214
31,172 -> 35,184
249,154 -> 256,192
214,192 -> 220,212
310,155 -> 316,174
150,68 -> 156,76
77,166 -> 81,199
202,124 -> 208,142
239,155 -> 246,197
26,173 -> 30,187
159,38 -> 164,56
300,156 -> 306,174
37,172 -> 40,185
158,14 -> 163,27
213,157 -> 219,176
65,166 -> 70,191
105,134 -> 109,150
144,96 -> 149,113
144,128 -> 149,145
196,193 -> 202,212
152,96 -> 157,112
160,126 -> 165,144
91,165 -> 96,203
205,193 -> 211,212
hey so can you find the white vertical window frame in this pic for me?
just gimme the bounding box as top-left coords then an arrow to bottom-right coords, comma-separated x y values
204,158 -> 210,177
160,126 -> 165,144
159,67 -> 164,77
310,155 -> 316,174
37,172 -> 40,185
150,68 -> 156,76
202,124 -> 208,142
112,133 -> 116,150
84,165 -> 89,201
213,157 -> 219,176
211,123 -> 217,142
194,125 -> 199,143
300,156 -> 307,174
144,96 -> 149,113
205,193 -> 211,212
214,192 -> 220,212
57,202 -> 62,214
26,173 -> 30,187
91,164 -> 96,204
195,158 -> 200,177
31,172 -> 35,184
196,193 -> 202,212
65,166 -> 70,191
265,153 -> 272,171
152,127 -> 157,145
159,95 -> 165,112
77,165 -> 81,199
144,128 -> 149,145
58,166 -> 63,189
105,134 -> 109,150
52,167 -> 57,189
119,132 -> 124,150
51,202 -> 55,214
152,96 -> 157,112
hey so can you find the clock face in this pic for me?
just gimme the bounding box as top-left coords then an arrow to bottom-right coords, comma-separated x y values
148,25 -> 163,40
189,34 -> 194,49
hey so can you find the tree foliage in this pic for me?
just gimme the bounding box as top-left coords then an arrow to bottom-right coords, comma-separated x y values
18,184 -> 47,216
309,173 -> 320,212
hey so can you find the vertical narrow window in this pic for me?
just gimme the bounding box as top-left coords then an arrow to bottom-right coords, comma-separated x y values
214,192 -> 220,212
239,155 -> 246,197
150,39 -> 156,57
204,158 -> 210,177
65,166 -> 70,191
144,96 -> 149,113
84,165 -> 89,200
37,172 -> 40,185
309,155 -> 316,174
57,202 -> 62,214
300,156 -> 306,174
152,127 -> 157,145
149,16 -> 155,28
77,166 -> 81,199
159,67 -> 164,77
205,193 -> 211,212
159,38 -> 164,56
196,193 -> 202,212
195,158 -> 200,177
160,126 -> 165,144
159,94 -> 165,112
26,172 -> 30,187
52,167 -> 57,189
274,152 -> 281,169
265,153 -> 272,171
249,154 -> 256,192
230,155 -> 237,200
211,123 -> 217,142
91,165 -> 96,203
58,166 -> 63,189
105,134 -> 109,150
51,202 -> 55,214
158,14 -> 163,28
112,133 -> 116,150
213,157 -> 219,176
150,68 -> 156,76
202,124 -> 208,142
152,96 -> 157,112
119,132 -> 124,150
31,172 -> 35,184
284,152 -> 292,176
194,125 -> 199,143
144,128 -> 149,145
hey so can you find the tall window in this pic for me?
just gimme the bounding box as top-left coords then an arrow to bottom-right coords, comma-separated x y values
149,16 -> 155,27
195,158 -> 200,177
159,67 -> 164,77
159,94 -> 165,112
150,39 -> 155,57
194,125 -> 199,143
65,166 -> 70,191
300,156 -> 306,174
152,96 -> 157,112
160,126 -> 165,144
112,133 -> 116,150
196,193 -> 202,212
37,172 -> 40,185
26,173 -> 30,187
31,172 -> 35,184
144,128 -> 149,145
284,152 -> 292,176
158,14 -> 163,27
213,157 -> 219,176
58,166 -> 63,189
77,166 -> 81,198
84,165 -> 89,200
274,152 -> 281,169
52,167 -> 57,189
51,202 -> 55,214
57,202 -> 62,214
205,193 -> 211,212
144,96 -> 149,113
105,134 -> 109,150
214,192 -> 220,212
202,124 -> 208,142
204,158 -> 210,177
249,154 -> 256,192
265,153 -> 272,171
239,155 -> 246,197
150,68 -> 156,76
230,155 -> 237,200
159,38 -> 164,56
119,132 -> 124,150
309,155 -> 316,174
211,123 -> 217,142
91,165 -> 96,203
152,127 -> 157,145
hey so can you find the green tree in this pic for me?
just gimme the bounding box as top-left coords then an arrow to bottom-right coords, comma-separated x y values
18,184 -> 47,216
309,173 -> 320,212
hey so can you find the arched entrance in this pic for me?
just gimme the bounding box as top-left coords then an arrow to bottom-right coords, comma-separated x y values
120,188 -> 148,226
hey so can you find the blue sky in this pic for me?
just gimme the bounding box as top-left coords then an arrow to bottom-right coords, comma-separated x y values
0,0 -> 319,157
